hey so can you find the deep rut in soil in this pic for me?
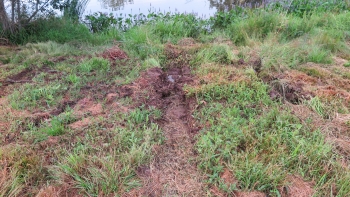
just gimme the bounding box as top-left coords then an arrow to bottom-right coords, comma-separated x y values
121,67 -> 205,196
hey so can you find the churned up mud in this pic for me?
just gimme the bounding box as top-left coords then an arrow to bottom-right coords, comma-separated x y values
120,66 -> 205,196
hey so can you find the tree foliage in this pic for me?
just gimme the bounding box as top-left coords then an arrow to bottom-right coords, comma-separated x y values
0,0 -> 89,37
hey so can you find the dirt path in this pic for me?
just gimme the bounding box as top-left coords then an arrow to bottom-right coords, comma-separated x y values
122,67 -> 205,196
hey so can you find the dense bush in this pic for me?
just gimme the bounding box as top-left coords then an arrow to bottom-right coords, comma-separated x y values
4,17 -> 92,44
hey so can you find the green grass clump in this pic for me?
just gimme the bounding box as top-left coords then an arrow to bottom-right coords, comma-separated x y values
261,37 -> 333,70
9,82 -> 65,110
9,41 -> 110,67
192,44 -> 235,66
279,16 -> 312,41
122,26 -> 163,59
306,97 -> 327,118
152,14 -> 205,43
142,58 -> 161,68
20,109 -> 75,143
344,62 -> 350,67
54,107 -> 163,196
306,46 -> 332,64
229,11 -> 281,45
41,117 -> 65,136
78,57 -> 110,73
313,29 -> 348,53
65,73 -> 82,86
279,0 -> 349,16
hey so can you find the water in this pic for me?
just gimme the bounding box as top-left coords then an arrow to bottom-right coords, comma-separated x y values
85,0 -> 272,18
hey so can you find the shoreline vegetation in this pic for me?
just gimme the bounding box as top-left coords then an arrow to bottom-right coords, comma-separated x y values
1,0 -> 350,196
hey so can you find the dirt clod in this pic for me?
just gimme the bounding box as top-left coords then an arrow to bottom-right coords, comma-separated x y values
69,118 -> 92,130
101,46 -> 128,61
281,175 -> 315,197
269,78 -> 314,104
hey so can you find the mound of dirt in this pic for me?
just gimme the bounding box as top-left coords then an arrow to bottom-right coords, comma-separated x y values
268,72 -> 315,104
101,46 -> 128,61
269,80 -> 314,104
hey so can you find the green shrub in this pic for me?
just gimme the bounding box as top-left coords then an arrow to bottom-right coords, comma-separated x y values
152,14 -> 205,43
7,17 -> 92,44
192,44 -> 235,66
85,12 -> 119,33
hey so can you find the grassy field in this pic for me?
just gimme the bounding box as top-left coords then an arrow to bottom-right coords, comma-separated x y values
1,6 -> 350,197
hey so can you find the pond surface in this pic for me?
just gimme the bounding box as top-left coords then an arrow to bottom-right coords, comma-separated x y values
85,0 -> 274,18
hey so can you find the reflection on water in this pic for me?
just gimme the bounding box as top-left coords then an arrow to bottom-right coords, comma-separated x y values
99,0 -> 134,11
85,0 -> 275,17
209,0 -> 270,11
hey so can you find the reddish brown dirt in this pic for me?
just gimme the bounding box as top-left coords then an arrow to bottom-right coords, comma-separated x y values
268,75 -> 314,104
72,98 -> 104,118
63,97 -> 106,131
221,168 -> 238,186
78,82 -> 120,101
100,46 -> 128,61
0,68 -> 34,96
50,100 -> 76,116
106,93 -> 118,104
236,191 -> 266,197
280,175 -> 315,197
0,97 -> 29,142
6,68 -> 34,81
210,187 -> 266,197
164,43 -> 195,68
69,117 -> 93,130
35,184 -> 84,197
119,66 -> 205,196
0,65 -> 65,98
